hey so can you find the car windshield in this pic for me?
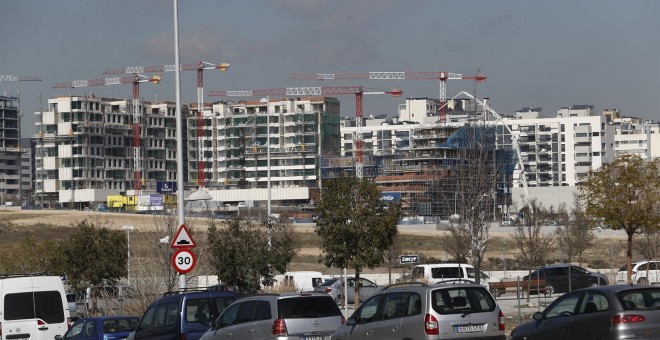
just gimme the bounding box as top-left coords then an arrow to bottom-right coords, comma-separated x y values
102,318 -> 138,333
431,287 -> 495,315
319,279 -> 339,286
465,268 -> 490,279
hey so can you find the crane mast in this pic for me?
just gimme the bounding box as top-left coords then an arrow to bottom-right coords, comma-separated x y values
105,61 -> 229,187
209,86 -> 402,178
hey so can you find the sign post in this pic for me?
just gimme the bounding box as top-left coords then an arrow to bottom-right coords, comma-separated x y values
171,224 -> 196,279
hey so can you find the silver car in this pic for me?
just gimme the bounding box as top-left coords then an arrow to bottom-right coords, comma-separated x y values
510,285 -> 660,340
201,292 -> 344,340
331,282 -> 505,340
314,277 -> 383,305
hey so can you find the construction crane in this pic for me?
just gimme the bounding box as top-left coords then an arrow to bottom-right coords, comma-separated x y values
53,73 -> 161,192
289,71 -> 485,123
104,61 -> 229,187
0,75 -> 42,82
209,86 -> 403,179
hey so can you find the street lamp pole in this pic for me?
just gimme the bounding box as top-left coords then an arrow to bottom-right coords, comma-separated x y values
267,95 -> 272,249
173,0 -> 186,292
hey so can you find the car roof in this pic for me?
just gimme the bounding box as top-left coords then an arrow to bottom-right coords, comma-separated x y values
149,290 -> 239,305
575,284 -> 660,294
81,315 -> 139,321
381,282 -> 485,293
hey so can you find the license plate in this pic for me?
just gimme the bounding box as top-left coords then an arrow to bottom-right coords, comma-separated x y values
304,337 -> 328,340
455,324 -> 485,333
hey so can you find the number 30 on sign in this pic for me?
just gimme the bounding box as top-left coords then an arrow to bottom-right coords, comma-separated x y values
172,248 -> 197,274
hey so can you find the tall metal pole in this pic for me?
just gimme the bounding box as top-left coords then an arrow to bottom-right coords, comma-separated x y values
173,0 -> 186,292
267,95 -> 272,248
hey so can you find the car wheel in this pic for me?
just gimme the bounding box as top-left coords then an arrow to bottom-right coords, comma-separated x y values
335,295 -> 344,306
490,288 -> 501,298
637,277 -> 649,285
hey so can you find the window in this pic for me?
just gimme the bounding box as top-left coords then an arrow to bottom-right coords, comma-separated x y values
430,267 -> 461,279
355,295 -> 382,324
277,296 -> 341,319
253,301 -> 271,321
431,287 -> 495,314
4,291 -> 65,323
219,303 -> 240,327
382,292 -> 407,320
545,292 -> 581,318
236,300 -> 257,324
152,302 -> 178,328
578,292 -> 609,314
186,298 -> 211,322
406,293 -> 422,316
215,297 -> 236,315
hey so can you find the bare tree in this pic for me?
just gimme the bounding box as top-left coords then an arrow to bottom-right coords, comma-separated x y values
440,222 -> 470,263
555,193 -> 596,265
634,230 -> 660,260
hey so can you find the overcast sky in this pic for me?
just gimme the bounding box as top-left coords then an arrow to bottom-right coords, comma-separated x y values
1,0 -> 658,136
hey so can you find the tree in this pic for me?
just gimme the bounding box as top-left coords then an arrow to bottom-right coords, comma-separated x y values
579,155 -> 660,284
0,233 -> 65,274
513,199 -> 555,300
634,230 -> 660,261
315,175 -> 401,306
555,193 -> 596,265
440,223 -> 470,263
61,219 -> 127,313
207,217 -> 298,292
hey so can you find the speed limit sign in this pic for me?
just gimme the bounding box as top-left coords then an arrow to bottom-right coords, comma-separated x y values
172,248 -> 197,274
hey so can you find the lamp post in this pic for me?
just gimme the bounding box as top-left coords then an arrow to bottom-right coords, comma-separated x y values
122,224 -> 134,285
173,0 -> 186,292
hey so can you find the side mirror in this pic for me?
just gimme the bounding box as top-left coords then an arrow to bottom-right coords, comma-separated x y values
212,320 -> 221,330
532,312 -> 543,321
54,336 -> 62,340
346,318 -> 356,326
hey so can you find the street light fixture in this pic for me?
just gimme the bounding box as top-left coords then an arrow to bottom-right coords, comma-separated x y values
122,224 -> 134,285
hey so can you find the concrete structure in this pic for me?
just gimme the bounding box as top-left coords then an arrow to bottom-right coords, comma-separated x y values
34,95 -> 183,208
605,116 -> 659,161
0,95 -> 22,206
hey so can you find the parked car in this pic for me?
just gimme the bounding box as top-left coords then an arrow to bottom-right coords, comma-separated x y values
331,282 -> 506,340
201,292 -> 344,340
133,290 -> 240,340
510,284 -> 660,340
524,264 -> 608,294
615,260 -> 660,284
314,277 -> 384,304
407,263 -> 501,288
59,316 -> 139,340
0,275 -> 70,340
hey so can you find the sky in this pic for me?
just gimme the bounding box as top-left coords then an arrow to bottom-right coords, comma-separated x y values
1,0 -> 658,136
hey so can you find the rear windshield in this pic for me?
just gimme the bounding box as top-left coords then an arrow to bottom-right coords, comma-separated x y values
5,291 -> 65,323
431,267 -> 461,279
431,287 -> 496,315
277,296 -> 342,319
102,318 -> 138,333
617,288 -> 660,310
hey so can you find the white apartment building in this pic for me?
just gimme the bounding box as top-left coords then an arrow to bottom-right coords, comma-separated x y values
35,96 -> 182,208
604,115 -> 659,161
0,95 -> 22,206
191,96 -> 341,204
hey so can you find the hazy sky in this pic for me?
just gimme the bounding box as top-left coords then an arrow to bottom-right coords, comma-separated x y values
1,0 -> 658,136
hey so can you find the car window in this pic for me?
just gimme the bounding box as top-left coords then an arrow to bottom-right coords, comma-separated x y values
359,278 -> 375,287
638,263 -> 648,271
215,297 -> 235,315
570,267 -> 588,276
65,320 -> 85,339
103,318 -> 138,333
354,295 -> 382,324
153,302 -> 179,328
5,291 -> 65,323
406,293 -> 422,316
618,288 -> 660,310
431,287 -> 495,314
236,300 -> 257,324
650,262 -> 658,270
186,298 -> 211,322
138,306 -> 156,332
319,279 -> 338,287
83,320 -> 96,337
253,301 -> 272,321
381,292 -> 407,320
277,296 -> 341,318
578,292 -> 609,314
431,267 -> 460,279
219,303 -> 240,327
411,267 -> 425,279
544,292 -> 581,318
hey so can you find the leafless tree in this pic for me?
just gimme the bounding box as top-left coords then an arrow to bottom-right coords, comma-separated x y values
555,193 -> 596,265
634,230 -> 660,260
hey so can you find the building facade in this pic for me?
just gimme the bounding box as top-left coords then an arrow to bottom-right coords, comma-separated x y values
0,95 -> 22,206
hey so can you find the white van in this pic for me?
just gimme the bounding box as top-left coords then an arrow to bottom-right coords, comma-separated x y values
410,263 -> 500,287
0,275 -> 70,340
283,271 -> 324,291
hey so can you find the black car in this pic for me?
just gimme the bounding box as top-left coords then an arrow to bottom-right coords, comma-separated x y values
524,264 -> 608,294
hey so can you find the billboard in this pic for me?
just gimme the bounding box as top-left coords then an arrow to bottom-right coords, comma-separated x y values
381,192 -> 401,202
157,181 -> 177,194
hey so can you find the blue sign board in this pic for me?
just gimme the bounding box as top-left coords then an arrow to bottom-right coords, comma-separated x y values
381,192 -> 401,202
399,255 -> 419,264
157,181 -> 177,194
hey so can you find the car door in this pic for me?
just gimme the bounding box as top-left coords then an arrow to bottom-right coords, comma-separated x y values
62,319 -> 85,340
370,292 -> 406,340
230,300 -> 258,340
342,295 -> 383,339
358,278 -> 380,301
569,266 -> 592,290
207,302 -> 241,340
531,292 -> 582,340
568,291 -> 612,340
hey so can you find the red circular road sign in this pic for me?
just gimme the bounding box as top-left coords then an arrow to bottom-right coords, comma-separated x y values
171,248 -> 197,274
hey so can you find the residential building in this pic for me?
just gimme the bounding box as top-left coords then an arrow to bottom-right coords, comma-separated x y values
0,95 -> 22,206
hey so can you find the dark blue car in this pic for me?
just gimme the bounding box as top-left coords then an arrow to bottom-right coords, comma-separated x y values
59,316 -> 139,340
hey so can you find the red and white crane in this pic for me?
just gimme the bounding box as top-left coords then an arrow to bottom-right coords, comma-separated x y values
289,71 -> 485,123
209,86 -> 402,178
104,61 -> 229,187
53,73 -> 161,192
0,75 -> 42,82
